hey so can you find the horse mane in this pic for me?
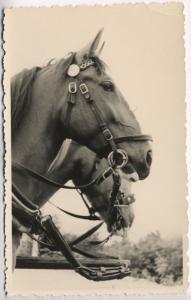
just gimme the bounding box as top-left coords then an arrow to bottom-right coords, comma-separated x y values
11,53 -> 77,139
47,139 -> 72,172
11,66 -> 41,137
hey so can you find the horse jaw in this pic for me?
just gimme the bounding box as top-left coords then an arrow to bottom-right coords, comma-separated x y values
115,227 -> 130,240
110,176 -> 135,236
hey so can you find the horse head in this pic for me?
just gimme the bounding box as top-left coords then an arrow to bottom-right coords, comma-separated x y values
72,146 -> 135,237
12,29 -> 152,200
59,29 -> 153,180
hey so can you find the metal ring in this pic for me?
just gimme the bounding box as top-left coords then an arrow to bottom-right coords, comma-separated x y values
107,149 -> 128,169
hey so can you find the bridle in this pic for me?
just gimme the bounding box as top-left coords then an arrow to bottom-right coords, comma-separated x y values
65,55 -> 152,168
12,55 -> 153,280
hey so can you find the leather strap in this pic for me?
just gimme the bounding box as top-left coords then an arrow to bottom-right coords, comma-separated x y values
114,135 -> 153,143
70,222 -> 104,246
78,81 -> 117,153
12,183 -> 39,211
12,161 -> 113,190
13,161 -> 89,189
41,215 -> 130,281
49,201 -> 100,221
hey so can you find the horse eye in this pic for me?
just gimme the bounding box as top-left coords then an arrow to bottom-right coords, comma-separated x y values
101,81 -> 114,92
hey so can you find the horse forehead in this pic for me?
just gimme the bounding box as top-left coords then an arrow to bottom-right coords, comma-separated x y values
79,62 -> 109,79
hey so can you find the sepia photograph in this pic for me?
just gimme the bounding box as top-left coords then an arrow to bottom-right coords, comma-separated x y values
4,3 -> 188,295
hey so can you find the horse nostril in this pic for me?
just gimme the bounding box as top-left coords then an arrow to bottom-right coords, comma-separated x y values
146,150 -> 152,167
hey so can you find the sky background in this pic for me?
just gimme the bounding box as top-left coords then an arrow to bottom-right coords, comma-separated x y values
6,3 -> 187,242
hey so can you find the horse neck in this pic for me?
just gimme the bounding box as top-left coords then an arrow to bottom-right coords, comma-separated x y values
32,141 -> 83,207
12,90 -> 66,206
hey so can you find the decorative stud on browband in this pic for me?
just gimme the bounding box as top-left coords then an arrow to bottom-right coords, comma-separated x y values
80,59 -> 94,70
67,64 -> 80,77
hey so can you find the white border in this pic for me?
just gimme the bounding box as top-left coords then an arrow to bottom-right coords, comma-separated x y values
1,0 -> 191,299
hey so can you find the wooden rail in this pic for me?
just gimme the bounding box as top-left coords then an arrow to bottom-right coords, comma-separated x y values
16,256 -> 130,270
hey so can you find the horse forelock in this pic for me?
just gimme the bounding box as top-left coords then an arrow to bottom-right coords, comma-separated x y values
11,66 -> 41,137
90,56 -> 106,75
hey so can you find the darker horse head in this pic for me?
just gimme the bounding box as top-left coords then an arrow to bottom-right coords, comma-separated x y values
72,144 -> 135,236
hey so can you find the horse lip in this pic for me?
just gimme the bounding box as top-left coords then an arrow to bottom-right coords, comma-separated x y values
127,172 -> 139,182
113,226 -> 129,238
121,226 -> 128,238
122,163 -> 139,180
123,194 -> 136,205
108,215 -> 126,234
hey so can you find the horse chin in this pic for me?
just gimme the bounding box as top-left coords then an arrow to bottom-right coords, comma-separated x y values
106,219 -> 128,237
122,161 -> 151,181
115,226 -> 129,239
107,223 -> 129,241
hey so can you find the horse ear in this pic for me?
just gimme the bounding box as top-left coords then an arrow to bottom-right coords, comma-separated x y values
97,41 -> 105,56
76,28 -> 104,64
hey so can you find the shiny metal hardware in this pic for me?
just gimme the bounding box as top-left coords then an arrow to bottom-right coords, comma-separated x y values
108,149 -> 128,169
79,83 -> 89,94
68,82 -> 77,94
103,129 -> 113,141
80,59 -> 94,70
67,64 -> 80,77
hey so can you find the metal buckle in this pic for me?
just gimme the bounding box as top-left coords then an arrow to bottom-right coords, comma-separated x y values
103,129 -> 113,141
102,167 -> 113,180
108,149 -> 128,169
79,83 -> 89,94
69,82 -> 77,94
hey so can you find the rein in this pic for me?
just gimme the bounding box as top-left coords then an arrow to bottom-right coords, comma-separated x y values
12,161 -> 113,190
